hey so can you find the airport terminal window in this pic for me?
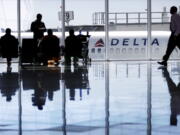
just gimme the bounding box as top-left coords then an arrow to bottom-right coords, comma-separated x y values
11,0 -> 172,62
141,48 -> 145,53
122,48 -> 126,53
128,48 -> 133,53
110,48 -> 114,53
135,48 -> 139,53
108,0 -> 148,60
98,48 -> 101,53
155,48 -> 159,53
116,48 -> 120,54
103,49 -> 105,53
91,48 -> 95,53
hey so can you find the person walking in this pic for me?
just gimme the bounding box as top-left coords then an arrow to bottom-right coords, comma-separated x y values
158,6 -> 180,66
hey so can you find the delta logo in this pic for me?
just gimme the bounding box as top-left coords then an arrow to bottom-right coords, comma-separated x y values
95,38 -> 104,47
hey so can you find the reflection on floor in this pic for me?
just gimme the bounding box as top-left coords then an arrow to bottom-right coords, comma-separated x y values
0,61 -> 180,135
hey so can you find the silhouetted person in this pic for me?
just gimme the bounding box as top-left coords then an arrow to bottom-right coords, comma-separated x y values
0,71 -> 19,102
161,67 -> 180,126
39,29 -> 60,66
158,6 -> 180,66
65,29 -> 81,65
77,30 -> 86,57
31,13 -> 46,41
77,30 -> 91,63
30,13 -> 46,63
0,28 -> 18,69
77,30 -> 87,43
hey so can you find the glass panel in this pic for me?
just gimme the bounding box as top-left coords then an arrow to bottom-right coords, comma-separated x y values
109,0 -> 148,60
151,62 -> 180,134
0,64 -> 19,135
21,67 -> 62,134
21,0 -> 60,31
0,0 -> 19,133
151,1 -> 180,135
67,0 -> 106,61
0,1 -> 17,30
0,1 -> 18,65
109,62 -> 148,134
151,1 -> 180,60
64,63 -> 106,134
20,0 -> 61,66
20,0 -> 63,134
64,0 -> 106,133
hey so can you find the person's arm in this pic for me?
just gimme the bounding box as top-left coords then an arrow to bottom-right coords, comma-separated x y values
30,22 -> 34,32
56,37 -> 60,52
170,15 -> 177,34
39,22 -> 46,32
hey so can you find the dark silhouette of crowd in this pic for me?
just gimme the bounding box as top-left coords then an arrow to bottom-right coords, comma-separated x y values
0,13 -> 90,68
0,13 -> 91,111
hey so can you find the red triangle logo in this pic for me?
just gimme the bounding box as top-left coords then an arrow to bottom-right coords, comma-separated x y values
95,38 -> 104,47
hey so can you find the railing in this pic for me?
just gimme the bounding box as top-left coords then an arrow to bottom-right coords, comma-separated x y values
92,12 -> 170,25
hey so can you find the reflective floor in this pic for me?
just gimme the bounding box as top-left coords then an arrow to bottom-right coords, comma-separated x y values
0,61 -> 180,135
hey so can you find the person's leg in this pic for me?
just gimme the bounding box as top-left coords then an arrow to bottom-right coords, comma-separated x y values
176,34 -> 180,50
7,57 -> 11,67
6,57 -> 12,72
158,34 -> 176,66
65,54 -> 71,65
73,56 -> 78,63
162,34 -> 176,62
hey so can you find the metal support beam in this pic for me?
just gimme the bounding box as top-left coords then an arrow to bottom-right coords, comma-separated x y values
147,62 -> 152,135
62,80 -> 67,135
105,0 -> 109,60
17,1 -> 22,135
17,0 -> 22,68
17,0 -> 21,46
147,0 -> 152,60
147,1 -> 152,133
105,62 -> 109,135
61,0 -> 65,47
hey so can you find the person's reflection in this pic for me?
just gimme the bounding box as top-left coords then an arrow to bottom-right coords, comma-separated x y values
32,71 -> 47,110
62,65 -> 90,101
0,70 -> 19,102
161,67 -> 180,126
21,68 -> 60,110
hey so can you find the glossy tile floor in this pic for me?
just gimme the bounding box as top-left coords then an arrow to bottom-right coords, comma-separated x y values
0,61 -> 180,135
